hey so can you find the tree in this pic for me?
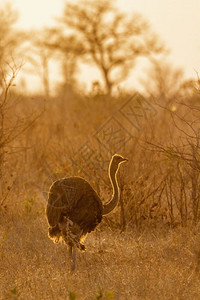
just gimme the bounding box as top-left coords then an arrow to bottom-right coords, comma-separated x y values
0,3 -> 23,87
50,0 -> 164,95
0,64 -> 42,209
24,30 -> 55,98
141,58 -> 185,103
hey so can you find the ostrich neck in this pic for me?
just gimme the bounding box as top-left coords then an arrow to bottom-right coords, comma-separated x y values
102,164 -> 119,215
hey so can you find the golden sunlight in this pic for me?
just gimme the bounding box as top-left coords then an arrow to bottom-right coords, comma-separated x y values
1,1 -> 200,297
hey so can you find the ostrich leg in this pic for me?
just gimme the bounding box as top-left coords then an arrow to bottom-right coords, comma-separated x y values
69,245 -> 73,257
70,245 -> 77,271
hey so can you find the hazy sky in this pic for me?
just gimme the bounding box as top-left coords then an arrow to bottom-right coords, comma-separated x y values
2,0 -> 200,93
120,0 -> 200,72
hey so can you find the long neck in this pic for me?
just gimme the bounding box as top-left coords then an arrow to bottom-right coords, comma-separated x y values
102,163 -> 119,215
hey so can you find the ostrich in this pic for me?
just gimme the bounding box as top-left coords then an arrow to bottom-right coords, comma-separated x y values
46,153 -> 128,270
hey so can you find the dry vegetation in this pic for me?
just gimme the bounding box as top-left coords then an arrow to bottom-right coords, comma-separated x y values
1,1 -> 200,299
2,219 -> 200,299
1,71 -> 200,299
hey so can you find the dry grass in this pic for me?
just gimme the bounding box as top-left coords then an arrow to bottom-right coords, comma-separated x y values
1,86 -> 200,299
1,210 -> 200,299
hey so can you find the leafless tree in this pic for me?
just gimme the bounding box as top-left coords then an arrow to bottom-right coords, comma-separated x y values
0,3 -> 24,87
24,31 -> 54,98
46,0 -> 165,95
141,58 -> 184,103
0,64 -> 43,209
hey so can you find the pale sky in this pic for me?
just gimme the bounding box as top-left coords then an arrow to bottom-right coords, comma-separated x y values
2,0 -> 200,94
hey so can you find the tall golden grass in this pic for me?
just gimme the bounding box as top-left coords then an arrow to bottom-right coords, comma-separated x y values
1,80 -> 200,298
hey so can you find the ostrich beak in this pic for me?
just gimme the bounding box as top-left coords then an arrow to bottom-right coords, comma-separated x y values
122,157 -> 128,163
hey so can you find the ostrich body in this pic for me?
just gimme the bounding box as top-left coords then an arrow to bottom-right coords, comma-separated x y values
46,154 -> 127,270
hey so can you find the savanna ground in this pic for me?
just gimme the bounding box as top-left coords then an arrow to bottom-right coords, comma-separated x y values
1,214 -> 200,299
1,81 -> 200,300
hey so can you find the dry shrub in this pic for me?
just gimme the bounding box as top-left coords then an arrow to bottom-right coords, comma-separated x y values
1,80 -> 200,298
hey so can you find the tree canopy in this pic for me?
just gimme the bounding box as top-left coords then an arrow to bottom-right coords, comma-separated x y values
46,0 -> 165,95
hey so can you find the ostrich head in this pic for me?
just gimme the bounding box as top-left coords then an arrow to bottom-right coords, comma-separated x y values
109,154 -> 128,172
